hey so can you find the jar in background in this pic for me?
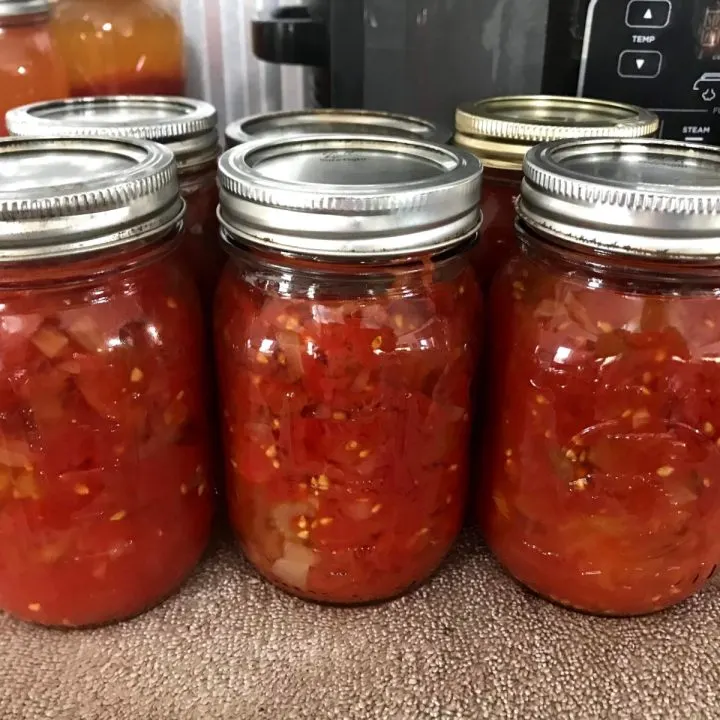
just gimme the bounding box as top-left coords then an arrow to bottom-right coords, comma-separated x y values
6,96 -> 222,308
0,136 -> 213,627
51,0 -> 185,96
216,135 -> 483,604
224,108 -> 452,148
481,137 -> 720,616
454,96 -> 659,286
0,0 -> 68,136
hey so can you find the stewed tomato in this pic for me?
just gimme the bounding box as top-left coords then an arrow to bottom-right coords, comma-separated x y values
472,169 -> 521,287
480,241 -> 720,616
216,252 -> 482,603
0,243 -> 213,627
178,169 -> 224,311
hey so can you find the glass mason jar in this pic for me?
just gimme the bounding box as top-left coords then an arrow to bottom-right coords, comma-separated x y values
224,108 -> 452,149
6,95 -> 223,310
216,134 -> 483,604
51,0 -> 185,96
0,136 -> 213,627
481,137 -> 720,617
0,0 -> 68,136
453,96 -> 659,287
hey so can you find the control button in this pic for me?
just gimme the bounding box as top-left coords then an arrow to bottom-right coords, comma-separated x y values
625,0 -> 672,28
693,72 -> 720,102
617,50 -> 663,78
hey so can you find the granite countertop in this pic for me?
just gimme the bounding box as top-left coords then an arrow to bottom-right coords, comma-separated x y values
1,532 -> 718,720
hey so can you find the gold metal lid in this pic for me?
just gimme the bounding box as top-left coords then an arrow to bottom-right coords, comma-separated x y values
454,95 -> 660,170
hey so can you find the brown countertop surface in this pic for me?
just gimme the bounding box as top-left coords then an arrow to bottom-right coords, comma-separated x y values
1,532 -> 718,720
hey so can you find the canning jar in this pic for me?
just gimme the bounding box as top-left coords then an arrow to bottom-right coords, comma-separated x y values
51,0 -> 185,97
481,137 -> 720,616
6,95 -> 222,308
0,0 -> 68,136
0,136 -> 213,627
225,108 -> 451,149
216,134 -> 483,604
454,96 -> 659,287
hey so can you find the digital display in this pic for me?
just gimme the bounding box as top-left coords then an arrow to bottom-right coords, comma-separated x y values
698,2 -> 720,58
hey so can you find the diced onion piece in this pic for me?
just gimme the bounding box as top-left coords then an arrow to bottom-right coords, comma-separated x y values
57,360 -> 81,375
271,501 -> 314,540
271,541 -> 317,590
65,315 -> 104,352
667,483 -> 698,507
346,498 -> 374,521
276,330 -> 305,380
31,326 -> 70,358
0,438 -> 31,468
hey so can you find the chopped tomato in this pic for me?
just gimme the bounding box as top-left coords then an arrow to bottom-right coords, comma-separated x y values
0,243 -> 213,627
480,241 -> 720,616
215,250 -> 481,603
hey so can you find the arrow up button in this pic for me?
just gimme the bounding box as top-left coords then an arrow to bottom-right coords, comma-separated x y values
617,50 -> 663,78
626,0 -> 672,29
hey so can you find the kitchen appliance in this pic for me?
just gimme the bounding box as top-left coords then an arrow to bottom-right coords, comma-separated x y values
252,0 -> 720,145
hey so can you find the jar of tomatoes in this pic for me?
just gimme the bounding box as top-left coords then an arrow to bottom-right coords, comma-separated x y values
454,96 -> 659,286
216,134 -> 483,604
6,95 -> 222,307
51,0 -> 185,96
0,0 -> 68,136
225,108 -> 452,149
0,136 -> 213,627
481,137 -> 720,616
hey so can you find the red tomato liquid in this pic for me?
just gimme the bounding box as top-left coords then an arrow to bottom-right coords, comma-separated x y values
179,169 -> 224,311
0,240 -> 214,627
215,250 -> 483,603
471,170 -> 521,287
480,232 -> 720,615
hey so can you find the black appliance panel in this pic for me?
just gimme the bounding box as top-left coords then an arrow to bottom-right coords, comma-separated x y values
577,0 -> 720,144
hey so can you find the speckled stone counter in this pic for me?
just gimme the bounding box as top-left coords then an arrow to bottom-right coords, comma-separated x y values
1,532 -> 718,720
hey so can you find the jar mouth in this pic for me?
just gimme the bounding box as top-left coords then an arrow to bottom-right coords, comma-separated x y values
0,136 -> 184,262
0,0 -> 49,18
218,209 -> 481,264
6,96 -> 219,170
217,133 -> 483,260
225,108 -> 451,147
454,95 -> 660,169
518,137 -> 720,263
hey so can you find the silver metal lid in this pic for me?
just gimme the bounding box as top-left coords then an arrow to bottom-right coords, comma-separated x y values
0,0 -> 48,17
455,96 -> 659,170
518,138 -> 720,261
6,96 -> 218,171
218,134 -> 482,260
224,108 -> 451,148
0,136 -> 182,262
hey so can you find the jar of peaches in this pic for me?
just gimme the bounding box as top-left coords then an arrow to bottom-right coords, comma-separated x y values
453,96 -> 659,286
0,136 -> 213,627
216,134 -> 483,604
0,0 -> 68,136
6,95 -> 223,308
481,137 -> 720,616
51,0 -> 185,96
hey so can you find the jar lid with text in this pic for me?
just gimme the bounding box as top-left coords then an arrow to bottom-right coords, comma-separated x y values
218,134 -> 482,260
6,96 -> 218,171
454,95 -> 659,171
518,137 -> 720,261
225,108 -> 451,148
0,136 -> 182,262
